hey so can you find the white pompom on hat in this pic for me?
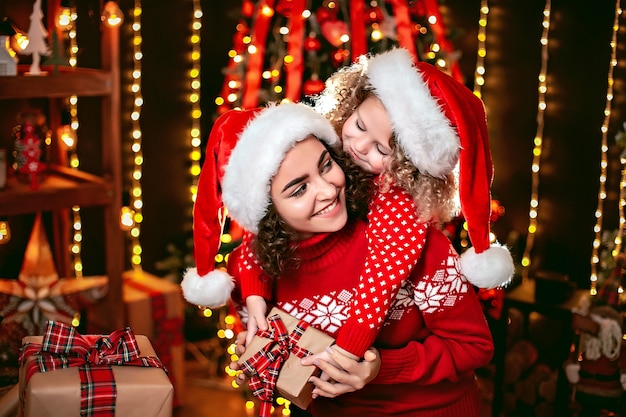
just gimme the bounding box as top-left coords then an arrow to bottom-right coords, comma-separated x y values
366,48 -> 514,289
181,108 -> 261,307
181,103 -> 339,307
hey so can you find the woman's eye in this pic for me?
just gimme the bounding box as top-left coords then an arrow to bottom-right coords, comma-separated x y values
356,119 -> 365,131
290,184 -> 307,198
321,158 -> 334,173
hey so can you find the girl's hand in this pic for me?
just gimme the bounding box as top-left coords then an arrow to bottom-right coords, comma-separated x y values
301,346 -> 381,398
245,295 -> 268,346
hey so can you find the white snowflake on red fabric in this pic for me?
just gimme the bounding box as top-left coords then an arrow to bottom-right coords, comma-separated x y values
278,290 -> 353,336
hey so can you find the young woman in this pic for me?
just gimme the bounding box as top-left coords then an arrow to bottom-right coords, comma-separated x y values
241,48 -> 514,362
182,102 -> 495,416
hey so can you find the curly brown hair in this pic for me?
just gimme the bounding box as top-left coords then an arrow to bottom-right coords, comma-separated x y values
253,140 -> 375,278
314,57 -> 458,224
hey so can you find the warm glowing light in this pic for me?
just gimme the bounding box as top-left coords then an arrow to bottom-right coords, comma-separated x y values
102,1 -> 124,28
0,220 -> 10,244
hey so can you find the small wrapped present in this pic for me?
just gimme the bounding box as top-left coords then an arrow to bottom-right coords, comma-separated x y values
121,270 -> 185,406
238,307 -> 334,415
19,321 -> 173,417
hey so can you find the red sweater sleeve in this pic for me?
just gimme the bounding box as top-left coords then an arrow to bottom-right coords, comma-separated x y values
237,231 -> 273,300
335,186 -> 428,357
372,242 -> 494,385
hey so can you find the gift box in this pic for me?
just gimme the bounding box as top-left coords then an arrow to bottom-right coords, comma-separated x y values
238,307 -> 334,412
121,270 -> 185,407
19,321 -> 173,417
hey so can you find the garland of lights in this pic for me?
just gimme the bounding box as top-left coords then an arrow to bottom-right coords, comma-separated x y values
521,0 -> 551,280
189,0 -> 202,208
473,0 -> 488,98
127,1 -> 144,269
56,4 -> 84,278
590,1 -> 622,295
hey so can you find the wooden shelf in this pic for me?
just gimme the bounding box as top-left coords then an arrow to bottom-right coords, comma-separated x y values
0,66 -> 113,99
0,165 -> 113,216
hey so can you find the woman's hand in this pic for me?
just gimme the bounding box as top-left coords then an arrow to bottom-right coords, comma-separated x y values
301,346 -> 381,399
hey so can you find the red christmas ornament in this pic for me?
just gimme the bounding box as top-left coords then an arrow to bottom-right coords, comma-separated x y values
331,48 -> 350,67
365,6 -> 384,24
321,19 -> 349,47
275,0 -> 294,17
304,35 -> 322,52
491,199 -> 505,222
303,78 -> 325,95
410,0 -> 427,18
315,6 -> 337,24
241,0 -> 255,18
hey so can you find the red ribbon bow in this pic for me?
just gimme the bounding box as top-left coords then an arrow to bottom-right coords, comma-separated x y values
19,321 -> 166,417
241,314 -> 312,417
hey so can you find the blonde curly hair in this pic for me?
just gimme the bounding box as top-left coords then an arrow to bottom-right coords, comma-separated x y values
313,57 -> 458,225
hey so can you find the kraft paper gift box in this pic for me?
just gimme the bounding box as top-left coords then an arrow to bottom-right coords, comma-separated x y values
122,270 -> 185,406
19,324 -> 173,417
238,307 -> 335,410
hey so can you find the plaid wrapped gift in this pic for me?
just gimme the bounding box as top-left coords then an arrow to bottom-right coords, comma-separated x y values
238,308 -> 334,415
19,321 -> 173,417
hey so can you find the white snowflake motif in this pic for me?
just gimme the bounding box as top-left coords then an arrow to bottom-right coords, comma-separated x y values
278,291 -> 352,336
412,247 -> 469,314
383,281 -> 414,325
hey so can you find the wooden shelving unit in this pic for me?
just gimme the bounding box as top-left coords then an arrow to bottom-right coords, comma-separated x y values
0,0 -> 124,331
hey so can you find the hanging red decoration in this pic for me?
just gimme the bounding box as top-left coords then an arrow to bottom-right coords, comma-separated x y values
365,6 -> 384,24
321,19 -> 349,47
303,78 -> 325,95
315,6 -> 337,24
242,0 -> 255,17
304,35 -> 322,52
275,0 -> 294,17
331,48 -> 350,67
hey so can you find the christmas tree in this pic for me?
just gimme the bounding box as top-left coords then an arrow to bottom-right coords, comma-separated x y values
214,0 -> 464,115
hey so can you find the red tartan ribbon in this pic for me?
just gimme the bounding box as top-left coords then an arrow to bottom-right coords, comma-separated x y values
241,314 -> 313,417
19,321 -> 167,417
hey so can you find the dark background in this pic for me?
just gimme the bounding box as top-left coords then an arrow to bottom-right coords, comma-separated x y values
1,0 -> 624,291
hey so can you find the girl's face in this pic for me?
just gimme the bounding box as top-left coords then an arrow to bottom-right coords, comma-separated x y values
341,95 -> 393,174
270,136 -> 348,239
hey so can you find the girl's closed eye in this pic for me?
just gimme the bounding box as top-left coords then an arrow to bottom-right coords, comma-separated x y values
356,118 -> 365,131
376,143 -> 390,156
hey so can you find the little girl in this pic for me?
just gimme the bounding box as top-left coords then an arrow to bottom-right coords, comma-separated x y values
183,48 -> 514,360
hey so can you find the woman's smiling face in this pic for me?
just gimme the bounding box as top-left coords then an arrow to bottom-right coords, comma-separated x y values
270,136 -> 348,239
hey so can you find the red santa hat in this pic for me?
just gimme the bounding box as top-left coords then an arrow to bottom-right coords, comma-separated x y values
365,48 -> 514,289
181,103 -> 339,307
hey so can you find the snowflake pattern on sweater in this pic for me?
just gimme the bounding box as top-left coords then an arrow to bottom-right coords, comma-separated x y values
275,243 -> 470,337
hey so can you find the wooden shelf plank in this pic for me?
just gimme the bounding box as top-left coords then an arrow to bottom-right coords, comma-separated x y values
0,165 -> 113,215
0,66 -> 113,99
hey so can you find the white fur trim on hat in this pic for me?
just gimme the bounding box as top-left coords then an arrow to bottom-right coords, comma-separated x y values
222,103 -> 339,233
459,243 -> 514,289
181,267 -> 234,307
366,48 -> 460,178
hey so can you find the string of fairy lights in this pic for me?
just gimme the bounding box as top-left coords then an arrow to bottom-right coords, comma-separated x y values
121,1 -> 144,270
590,1 -> 622,295
189,0 -> 203,207
472,0 -> 488,98
520,0 -> 551,280
56,3 -> 84,278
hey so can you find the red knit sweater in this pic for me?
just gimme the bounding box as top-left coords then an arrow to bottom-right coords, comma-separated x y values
229,220 -> 494,417
238,184 -> 427,357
